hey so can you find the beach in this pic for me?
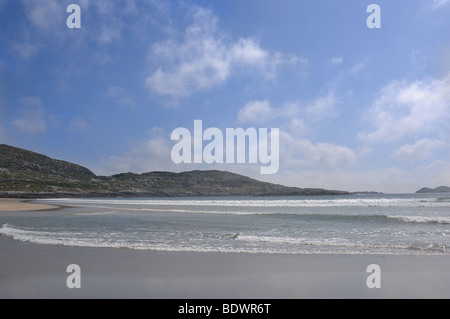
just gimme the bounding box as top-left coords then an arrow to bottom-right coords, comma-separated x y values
2,234 -> 450,299
2,197 -> 450,299
0,199 -> 60,212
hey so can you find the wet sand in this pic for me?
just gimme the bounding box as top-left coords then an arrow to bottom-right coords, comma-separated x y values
0,199 -> 59,212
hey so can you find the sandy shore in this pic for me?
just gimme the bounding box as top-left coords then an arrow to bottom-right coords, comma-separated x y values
2,234 -> 450,299
2,206 -> 450,299
0,199 -> 60,212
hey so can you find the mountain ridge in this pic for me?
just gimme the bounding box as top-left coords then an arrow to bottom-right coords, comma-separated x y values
0,144 -> 349,198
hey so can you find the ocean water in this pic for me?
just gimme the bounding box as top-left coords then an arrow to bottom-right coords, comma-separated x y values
2,194 -> 450,255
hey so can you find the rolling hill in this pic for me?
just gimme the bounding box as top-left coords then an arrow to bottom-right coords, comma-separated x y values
0,144 -> 349,198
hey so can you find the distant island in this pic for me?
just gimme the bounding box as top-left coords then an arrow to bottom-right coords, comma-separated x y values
0,144 -> 350,198
416,186 -> 450,194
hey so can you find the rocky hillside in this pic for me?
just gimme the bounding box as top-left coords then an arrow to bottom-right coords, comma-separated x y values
0,144 -> 97,194
0,144 -> 349,198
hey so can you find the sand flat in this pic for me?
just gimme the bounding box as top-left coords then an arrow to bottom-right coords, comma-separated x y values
0,199 -> 58,212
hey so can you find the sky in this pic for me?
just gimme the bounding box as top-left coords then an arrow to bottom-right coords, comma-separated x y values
0,0 -> 449,193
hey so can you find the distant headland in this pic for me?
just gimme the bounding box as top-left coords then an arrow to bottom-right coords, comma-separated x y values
416,186 -> 450,194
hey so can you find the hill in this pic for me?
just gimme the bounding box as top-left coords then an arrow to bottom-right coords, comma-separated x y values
416,186 -> 450,194
0,144 -> 349,198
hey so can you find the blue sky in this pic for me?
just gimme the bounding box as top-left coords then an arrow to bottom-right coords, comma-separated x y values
1,0 -> 449,193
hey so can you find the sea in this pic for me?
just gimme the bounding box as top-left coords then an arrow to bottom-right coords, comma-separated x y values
2,193 -> 450,255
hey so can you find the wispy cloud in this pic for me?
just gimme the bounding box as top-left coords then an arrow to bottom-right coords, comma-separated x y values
69,118 -> 90,133
304,90 -> 338,121
237,100 -> 274,125
10,0 -> 71,61
11,41 -> 40,61
146,7 -> 303,100
432,0 -> 450,9
350,60 -> 367,76
409,48 -> 430,72
93,0 -> 125,46
20,0 -> 64,33
10,0 -> 146,62
106,86 -> 136,108
11,97 -> 47,133
237,89 -> 338,127
327,56 -> 343,66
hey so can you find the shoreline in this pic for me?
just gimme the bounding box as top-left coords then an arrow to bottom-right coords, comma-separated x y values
2,235 -> 450,298
2,202 -> 450,299
0,198 -> 61,212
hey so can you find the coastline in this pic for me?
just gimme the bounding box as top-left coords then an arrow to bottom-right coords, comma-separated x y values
2,233 -> 450,298
2,201 -> 450,299
0,198 -> 61,212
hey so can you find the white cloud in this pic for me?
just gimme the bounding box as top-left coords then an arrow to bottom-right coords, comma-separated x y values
304,90 -> 338,121
237,100 -> 274,125
327,56 -> 343,66
90,0 -> 128,46
97,25 -> 122,46
21,0 -> 63,32
12,0 -> 67,60
237,89 -> 338,127
146,7 -> 303,100
358,75 -> 450,143
392,139 -> 445,162
350,61 -> 367,76
285,117 -> 309,136
234,91 -> 343,174
11,97 -> 47,133
106,86 -> 136,108
281,131 -> 357,169
12,0 -> 137,62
